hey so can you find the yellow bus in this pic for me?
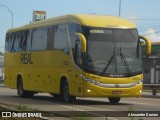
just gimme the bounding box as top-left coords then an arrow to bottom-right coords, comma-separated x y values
4,14 -> 151,104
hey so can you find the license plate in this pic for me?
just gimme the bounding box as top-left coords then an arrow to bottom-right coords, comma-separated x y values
112,91 -> 122,95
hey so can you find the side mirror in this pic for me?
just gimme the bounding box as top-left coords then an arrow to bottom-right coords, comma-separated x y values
75,33 -> 86,53
139,35 -> 151,55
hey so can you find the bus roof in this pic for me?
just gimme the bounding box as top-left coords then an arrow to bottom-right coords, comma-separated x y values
8,14 -> 136,32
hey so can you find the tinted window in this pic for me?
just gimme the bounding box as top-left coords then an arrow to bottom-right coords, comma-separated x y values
68,23 -> 81,61
12,32 -> 19,52
32,27 -> 47,50
27,30 -> 31,51
54,24 -> 68,51
19,31 -> 29,52
68,23 -> 81,49
7,30 -> 30,52
10,33 -> 15,52
6,24 -> 70,52
5,33 -> 10,51
47,26 -> 55,49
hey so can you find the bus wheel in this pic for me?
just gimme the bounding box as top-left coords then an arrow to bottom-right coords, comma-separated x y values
62,80 -> 76,103
108,97 -> 120,104
17,78 -> 25,97
17,77 -> 34,98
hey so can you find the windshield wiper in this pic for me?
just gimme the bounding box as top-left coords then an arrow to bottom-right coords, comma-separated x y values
101,55 -> 114,76
120,47 -> 132,76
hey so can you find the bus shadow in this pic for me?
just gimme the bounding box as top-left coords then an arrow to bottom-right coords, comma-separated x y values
72,98 -> 132,106
9,93 -> 132,106
12,94 -> 132,106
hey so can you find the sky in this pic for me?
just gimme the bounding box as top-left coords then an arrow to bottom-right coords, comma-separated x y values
0,0 -> 160,52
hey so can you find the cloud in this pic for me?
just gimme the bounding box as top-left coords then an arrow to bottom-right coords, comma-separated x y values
144,28 -> 160,42
127,14 -> 160,43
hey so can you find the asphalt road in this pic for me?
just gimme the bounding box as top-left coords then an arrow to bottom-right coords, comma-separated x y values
0,84 -> 160,120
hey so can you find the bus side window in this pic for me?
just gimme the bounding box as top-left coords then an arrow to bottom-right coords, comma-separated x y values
54,24 -> 69,54
5,33 -> 10,52
27,30 -> 31,51
47,26 -> 55,50
8,33 -> 12,52
13,32 -> 19,52
75,40 -> 82,66
68,23 -> 82,63
10,33 -> 16,52
32,28 -> 47,51
19,31 -> 29,52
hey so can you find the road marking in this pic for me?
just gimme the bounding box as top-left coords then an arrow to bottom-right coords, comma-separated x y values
59,104 -> 84,111
121,100 -> 160,106
75,105 -> 113,111
59,104 -> 119,120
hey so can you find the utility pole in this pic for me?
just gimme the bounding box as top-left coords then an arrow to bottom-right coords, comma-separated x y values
119,0 -> 121,17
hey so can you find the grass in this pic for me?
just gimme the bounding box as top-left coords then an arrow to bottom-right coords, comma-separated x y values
16,103 -> 37,111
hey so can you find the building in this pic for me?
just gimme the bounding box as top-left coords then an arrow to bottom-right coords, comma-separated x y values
142,42 -> 160,94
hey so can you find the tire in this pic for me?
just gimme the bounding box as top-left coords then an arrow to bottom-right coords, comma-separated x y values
108,97 -> 120,104
62,80 -> 76,103
17,77 -> 34,98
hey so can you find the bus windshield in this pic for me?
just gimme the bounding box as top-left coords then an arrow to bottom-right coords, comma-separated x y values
83,27 -> 142,77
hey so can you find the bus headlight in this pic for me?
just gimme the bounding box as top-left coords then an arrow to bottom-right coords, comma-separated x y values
135,80 -> 142,85
80,75 -> 102,85
87,89 -> 91,93
140,90 -> 142,93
